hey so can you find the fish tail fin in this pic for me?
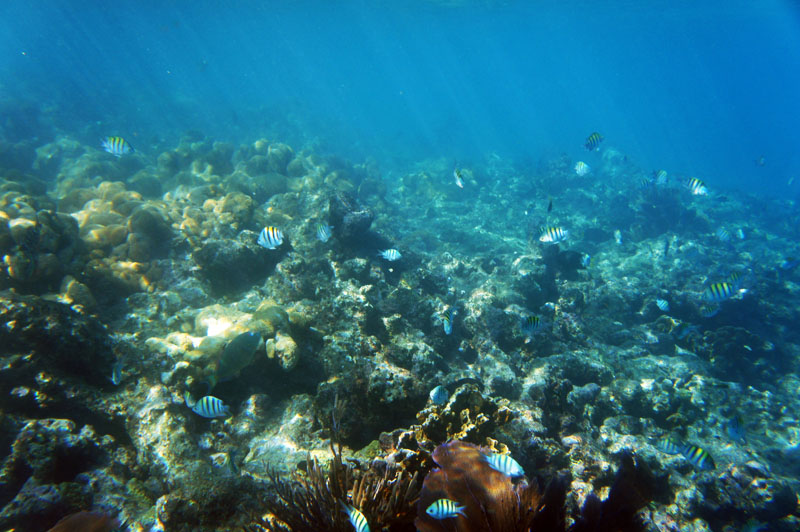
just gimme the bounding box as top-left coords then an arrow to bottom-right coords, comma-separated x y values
184,391 -> 196,408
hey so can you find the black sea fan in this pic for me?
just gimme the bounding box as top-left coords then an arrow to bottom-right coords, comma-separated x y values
568,450 -> 655,532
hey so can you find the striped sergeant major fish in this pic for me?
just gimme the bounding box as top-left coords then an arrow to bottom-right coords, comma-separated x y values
727,271 -> 743,288
442,308 -> 456,335
685,177 -> 708,196
539,226 -> 568,243
656,436 -> 715,470
257,226 -> 284,249
101,136 -> 134,157
341,503 -> 370,532
653,169 -> 668,185
574,161 -> 591,176
584,131 -> 603,151
429,385 -> 449,406
520,315 -> 546,337
484,452 -> 525,477
316,223 -> 333,243
703,281 -> 737,302
426,498 -> 466,520
453,167 -> 465,188
186,393 -> 231,418
378,248 -> 401,261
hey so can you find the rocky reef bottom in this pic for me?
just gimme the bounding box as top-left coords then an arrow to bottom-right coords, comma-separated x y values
1,134 -> 799,531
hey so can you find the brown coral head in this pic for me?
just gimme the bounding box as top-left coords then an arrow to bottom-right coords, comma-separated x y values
414,440 -> 542,532
46,511 -> 119,532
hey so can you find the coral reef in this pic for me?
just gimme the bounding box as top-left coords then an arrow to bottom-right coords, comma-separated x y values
1,130 -> 799,531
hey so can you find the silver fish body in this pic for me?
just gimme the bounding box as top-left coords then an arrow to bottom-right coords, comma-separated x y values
426,498 -> 466,520
316,223 -> 333,243
379,248 -> 401,261
429,385 -> 449,406
258,226 -> 284,249
190,395 -> 231,418
484,452 -> 525,477
101,136 -> 133,157
539,227 -> 568,243
342,504 -> 370,532
574,161 -> 591,176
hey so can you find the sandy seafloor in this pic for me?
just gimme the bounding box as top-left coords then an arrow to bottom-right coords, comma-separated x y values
1,130 -> 799,532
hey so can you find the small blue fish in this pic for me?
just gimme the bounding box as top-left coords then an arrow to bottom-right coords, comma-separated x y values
726,415 -> 747,444
101,136 -> 134,157
442,308 -> 456,335
378,249 -> 401,261
539,226 -> 568,243
655,299 -> 670,312
258,226 -> 284,249
673,322 -> 700,340
341,503 -> 370,532
780,257 -> 800,271
188,395 -> 231,418
484,452 -> 524,477
685,177 -> 708,196
429,385 -> 449,406
316,223 -> 333,243
426,498 -> 466,520
581,254 -> 592,268
735,228 -> 746,240
110,361 -> 123,385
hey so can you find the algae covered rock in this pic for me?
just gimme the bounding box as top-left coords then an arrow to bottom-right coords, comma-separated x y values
0,292 -> 113,385
192,233 -> 273,294
265,331 -> 299,371
0,419 -> 109,531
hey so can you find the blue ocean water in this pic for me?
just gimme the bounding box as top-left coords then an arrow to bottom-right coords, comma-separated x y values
2,0 -> 799,196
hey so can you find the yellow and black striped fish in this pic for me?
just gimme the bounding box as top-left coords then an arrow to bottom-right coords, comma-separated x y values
257,226 -> 284,249
703,282 -> 736,302
539,226 -> 569,243
683,444 -> 715,470
584,132 -> 603,151
520,315 -> 545,336
101,136 -> 133,157
341,503 -> 370,532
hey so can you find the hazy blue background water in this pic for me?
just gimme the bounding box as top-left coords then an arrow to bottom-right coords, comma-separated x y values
2,0 -> 799,196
